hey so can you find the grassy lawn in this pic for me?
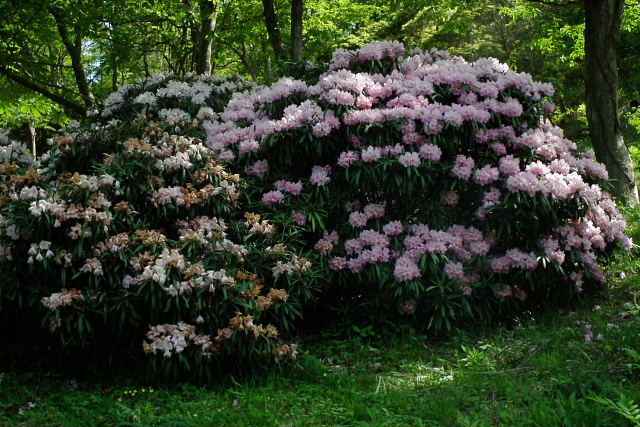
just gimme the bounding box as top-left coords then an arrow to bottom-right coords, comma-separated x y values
2,208 -> 640,427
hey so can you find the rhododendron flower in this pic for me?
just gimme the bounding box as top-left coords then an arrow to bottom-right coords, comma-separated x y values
451,155 -> 475,180
394,256 -> 421,282
418,144 -> 442,162
292,211 -> 306,225
499,155 -> 520,176
473,165 -> 499,186
383,221 -> 404,236
337,151 -> 359,168
275,180 -> 303,195
261,190 -> 284,207
360,146 -> 382,163
398,152 -> 421,167
245,160 -> 268,177
363,204 -> 385,219
348,211 -> 368,228
310,165 -> 331,186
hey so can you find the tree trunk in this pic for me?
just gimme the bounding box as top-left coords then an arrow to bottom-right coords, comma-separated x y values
584,0 -> 638,203
48,7 -> 95,108
290,0 -> 303,61
112,63 -> 118,92
262,0 -> 288,60
195,0 -> 219,75
28,122 -> 36,158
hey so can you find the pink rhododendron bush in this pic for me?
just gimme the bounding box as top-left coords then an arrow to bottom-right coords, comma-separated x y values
0,73 -> 317,376
208,41 -> 631,330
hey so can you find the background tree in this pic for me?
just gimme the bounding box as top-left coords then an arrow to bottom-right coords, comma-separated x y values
585,0 -> 638,202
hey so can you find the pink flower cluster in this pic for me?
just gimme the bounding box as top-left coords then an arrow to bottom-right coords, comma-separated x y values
489,249 -> 539,273
310,165 -> 331,186
262,190 -> 284,207
329,219 -> 493,285
275,180 -> 303,195
451,156 -> 475,180
348,204 -> 385,228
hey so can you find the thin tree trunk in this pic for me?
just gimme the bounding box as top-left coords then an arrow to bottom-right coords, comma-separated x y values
291,0 -> 303,61
48,7 -> 95,108
196,0 -> 219,75
143,49 -> 151,78
584,0 -> 638,202
28,122 -> 36,158
111,63 -> 118,92
262,0 -> 288,60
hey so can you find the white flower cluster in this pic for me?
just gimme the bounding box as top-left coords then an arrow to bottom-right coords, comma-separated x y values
142,322 -> 213,358
41,288 -> 84,310
150,181 -> 238,207
0,214 -> 19,240
28,198 -> 65,217
156,80 -> 213,105
176,216 -> 228,246
134,91 -> 157,106
243,213 -> 275,235
139,248 -> 186,285
101,71 -> 171,117
79,257 -> 103,276
29,197 -> 113,226
69,173 -> 120,191
158,108 -> 191,126
166,268 -> 235,296
27,240 -> 54,264
16,186 -> 46,201
213,238 -> 248,259
0,130 -> 37,168
272,255 -> 312,277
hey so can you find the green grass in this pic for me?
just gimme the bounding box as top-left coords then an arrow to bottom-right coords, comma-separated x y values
2,208 -> 640,427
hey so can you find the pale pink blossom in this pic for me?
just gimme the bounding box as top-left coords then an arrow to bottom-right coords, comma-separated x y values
310,165 -> 331,186
262,190 -> 284,207
451,155 -> 475,180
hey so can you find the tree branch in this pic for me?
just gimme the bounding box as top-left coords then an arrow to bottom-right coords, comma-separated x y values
0,65 -> 86,116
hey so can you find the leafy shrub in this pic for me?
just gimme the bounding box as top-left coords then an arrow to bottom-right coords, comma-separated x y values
0,73 -> 318,377
206,41 -> 631,330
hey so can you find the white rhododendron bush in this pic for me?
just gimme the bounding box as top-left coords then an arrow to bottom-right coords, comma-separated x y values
0,74 -> 316,376
0,42 -> 632,375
